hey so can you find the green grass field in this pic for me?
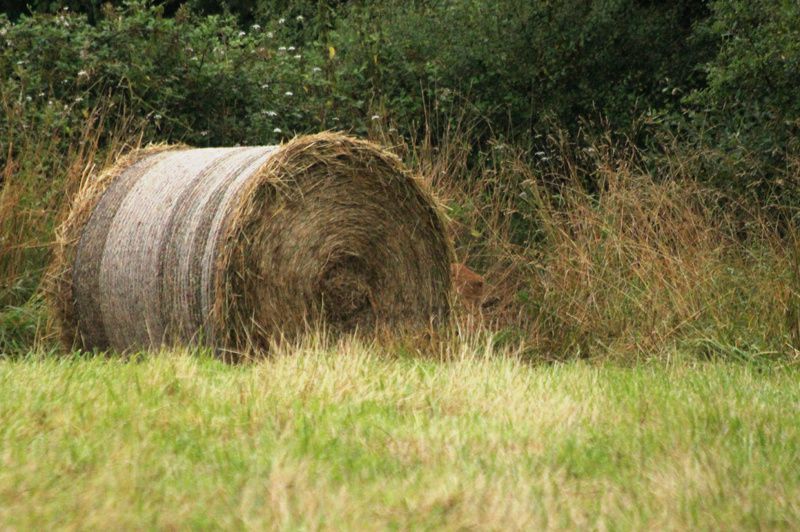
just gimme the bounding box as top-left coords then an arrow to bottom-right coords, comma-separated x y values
1,341 -> 798,530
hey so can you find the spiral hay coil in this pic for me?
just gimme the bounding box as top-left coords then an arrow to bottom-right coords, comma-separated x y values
50,133 -> 454,357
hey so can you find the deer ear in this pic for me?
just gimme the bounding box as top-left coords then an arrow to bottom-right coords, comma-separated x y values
482,296 -> 500,309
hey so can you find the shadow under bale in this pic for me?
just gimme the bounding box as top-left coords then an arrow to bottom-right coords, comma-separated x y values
49,133 -> 454,358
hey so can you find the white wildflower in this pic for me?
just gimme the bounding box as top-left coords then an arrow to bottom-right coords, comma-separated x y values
311,67 -> 322,73
287,46 -> 295,51
296,15 -> 304,22
261,83 -> 270,89
266,110 -> 278,117
77,69 -> 89,79
154,113 -> 162,120
273,127 -> 282,133
293,54 -> 301,60
371,115 -> 380,121
266,31 -> 274,38
278,46 -> 287,52
238,31 -> 246,37
25,95 -> 32,102
74,96 -> 83,103
284,91 -> 293,97
251,24 -> 261,31
278,18 -> 285,24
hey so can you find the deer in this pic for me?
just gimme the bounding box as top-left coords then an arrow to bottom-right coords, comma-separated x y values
450,262 -> 485,310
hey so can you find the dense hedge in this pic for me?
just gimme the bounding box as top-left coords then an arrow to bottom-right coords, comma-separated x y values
1,0 -> 798,202
685,0 -> 800,202
0,2 -> 330,148
329,0 -> 713,138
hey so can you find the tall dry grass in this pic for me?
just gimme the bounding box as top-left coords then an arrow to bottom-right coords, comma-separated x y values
0,98 -> 142,351
375,119 -> 800,361
1,99 -> 140,305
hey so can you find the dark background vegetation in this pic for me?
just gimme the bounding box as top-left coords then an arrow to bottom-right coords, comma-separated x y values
3,0 -> 798,192
1,0 -> 799,358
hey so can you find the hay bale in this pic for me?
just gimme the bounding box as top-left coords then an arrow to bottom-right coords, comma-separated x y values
49,133 -> 454,357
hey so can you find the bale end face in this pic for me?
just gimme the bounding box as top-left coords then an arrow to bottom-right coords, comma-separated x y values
217,133 -> 455,352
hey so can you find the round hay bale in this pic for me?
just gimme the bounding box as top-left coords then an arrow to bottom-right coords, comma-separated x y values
49,133 -> 454,357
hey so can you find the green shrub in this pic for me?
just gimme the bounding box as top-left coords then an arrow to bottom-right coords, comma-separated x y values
683,0 -> 800,203
0,2 -> 331,149
328,0 -> 712,139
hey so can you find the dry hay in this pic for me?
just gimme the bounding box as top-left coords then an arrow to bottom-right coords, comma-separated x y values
48,133 -> 454,358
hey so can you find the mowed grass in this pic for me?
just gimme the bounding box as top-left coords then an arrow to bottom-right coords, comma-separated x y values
1,342 -> 798,530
